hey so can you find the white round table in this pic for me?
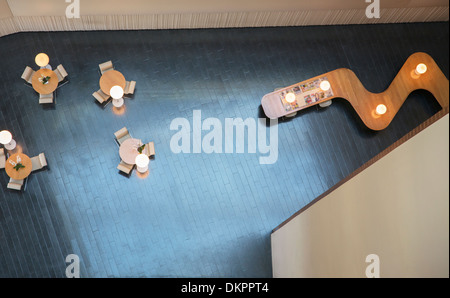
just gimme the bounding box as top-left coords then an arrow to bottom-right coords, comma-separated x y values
119,138 -> 142,164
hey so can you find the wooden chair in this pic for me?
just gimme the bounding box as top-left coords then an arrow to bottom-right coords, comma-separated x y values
0,148 -> 5,169
7,178 -> 24,191
54,64 -> 69,86
114,127 -> 131,145
124,81 -> 136,95
21,66 -> 35,85
31,153 -> 47,172
93,89 -> 110,105
144,142 -> 155,157
39,93 -> 54,104
99,60 -> 114,75
117,160 -> 134,175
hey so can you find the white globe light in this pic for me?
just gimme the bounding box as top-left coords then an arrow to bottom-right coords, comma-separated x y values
135,154 -> 150,173
0,130 -> 16,150
285,92 -> 296,103
110,86 -> 124,99
376,104 -> 387,115
0,130 -> 12,144
35,53 -> 49,67
320,80 -> 331,91
415,63 -> 427,75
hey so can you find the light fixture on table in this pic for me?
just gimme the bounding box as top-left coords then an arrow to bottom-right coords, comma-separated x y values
320,80 -> 331,91
135,154 -> 149,173
110,85 -> 124,108
285,92 -> 296,103
35,53 -> 50,69
0,130 -> 17,150
415,63 -> 427,76
375,104 -> 387,116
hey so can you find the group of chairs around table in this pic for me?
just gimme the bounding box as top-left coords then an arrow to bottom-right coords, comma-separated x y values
21,64 -> 69,105
0,148 -> 48,191
114,127 -> 155,176
93,60 -> 136,107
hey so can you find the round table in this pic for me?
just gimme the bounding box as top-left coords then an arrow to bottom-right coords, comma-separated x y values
119,138 -> 143,165
32,69 -> 58,94
5,153 -> 33,180
99,70 -> 126,96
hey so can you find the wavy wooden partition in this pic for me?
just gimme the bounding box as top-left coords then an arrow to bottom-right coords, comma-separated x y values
261,52 -> 449,130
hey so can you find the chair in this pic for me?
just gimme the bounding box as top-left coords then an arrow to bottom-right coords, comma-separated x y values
114,127 -> 131,145
124,81 -> 136,95
99,61 -> 114,75
93,89 -> 110,105
117,160 -> 134,175
7,178 -> 24,191
21,66 -> 35,85
54,64 -> 69,86
31,153 -> 47,172
0,148 -> 5,169
39,93 -> 54,104
144,142 -> 155,157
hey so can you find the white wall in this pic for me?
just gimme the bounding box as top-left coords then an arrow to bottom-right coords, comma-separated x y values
0,0 -> 16,36
271,114 -> 449,278
0,0 -> 12,18
1,0 -> 448,37
6,0 -> 450,16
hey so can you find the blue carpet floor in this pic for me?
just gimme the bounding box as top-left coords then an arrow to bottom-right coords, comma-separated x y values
0,22 -> 448,277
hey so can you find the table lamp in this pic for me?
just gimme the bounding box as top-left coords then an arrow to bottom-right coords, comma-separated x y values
320,80 -> 331,91
285,92 -> 296,103
0,130 -> 16,150
375,104 -> 387,115
110,85 -> 124,108
135,154 -> 149,173
415,63 -> 427,76
35,53 -> 50,68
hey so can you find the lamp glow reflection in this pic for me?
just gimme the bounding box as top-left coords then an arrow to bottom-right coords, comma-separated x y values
0,130 -> 16,150
415,63 -> 427,75
375,104 -> 387,116
285,92 -> 296,103
320,80 -> 331,91
135,154 -> 149,173
35,53 -> 49,67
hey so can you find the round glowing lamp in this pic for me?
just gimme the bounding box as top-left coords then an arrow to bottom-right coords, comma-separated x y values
35,53 -> 50,68
320,80 -> 331,91
375,104 -> 387,116
0,130 -> 16,150
415,63 -> 427,75
135,154 -> 150,173
110,86 -> 124,108
285,92 -> 296,103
